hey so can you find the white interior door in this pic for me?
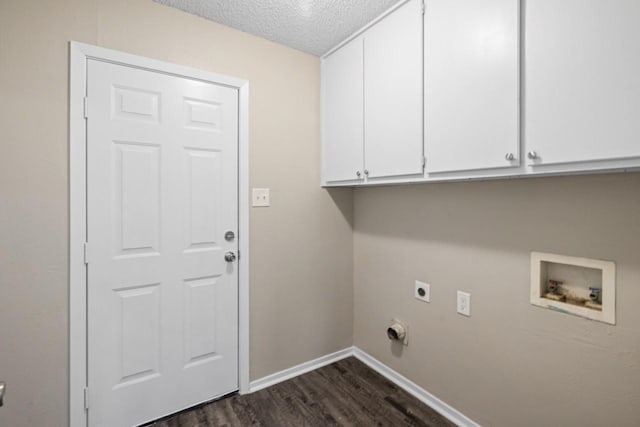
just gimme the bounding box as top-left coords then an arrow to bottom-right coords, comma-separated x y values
86,59 -> 239,427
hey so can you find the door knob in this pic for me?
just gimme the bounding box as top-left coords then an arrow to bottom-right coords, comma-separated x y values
224,252 -> 237,262
225,231 -> 235,242
527,151 -> 538,160
0,381 -> 5,407
356,171 -> 361,178
505,152 -> 515,161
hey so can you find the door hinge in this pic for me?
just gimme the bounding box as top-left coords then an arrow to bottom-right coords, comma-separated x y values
83,242 -> 89,265
83,97 -> 89,119
422,156 -> 426,169
237,250 -> 241,260
84,387 -> 90,410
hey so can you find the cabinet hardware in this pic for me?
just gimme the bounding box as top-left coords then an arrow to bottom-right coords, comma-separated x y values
83,242 -> 89,265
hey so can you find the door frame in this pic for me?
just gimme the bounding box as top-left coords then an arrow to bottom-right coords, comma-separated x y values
69,41 -> 250,427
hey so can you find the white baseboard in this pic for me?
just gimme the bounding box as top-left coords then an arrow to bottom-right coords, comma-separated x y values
352,347 -> 480,427
248,346 -> 479,427
248,347 -> 354,392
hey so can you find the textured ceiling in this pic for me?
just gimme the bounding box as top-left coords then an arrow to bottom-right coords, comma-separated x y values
153,0 -> 403,56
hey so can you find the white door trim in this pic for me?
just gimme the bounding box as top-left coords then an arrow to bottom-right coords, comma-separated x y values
69,41 -> 250,427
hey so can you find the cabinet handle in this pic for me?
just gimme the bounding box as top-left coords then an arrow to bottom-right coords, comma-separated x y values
527,151 -> 538,160
356,171 -> 361,178
364,169 -> 369,176
505,153 -> 515,161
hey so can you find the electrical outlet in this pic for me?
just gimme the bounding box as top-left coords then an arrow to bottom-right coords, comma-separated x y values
457,291 -> 471,316
415,281 -> 430,303
252,188 -> 270,207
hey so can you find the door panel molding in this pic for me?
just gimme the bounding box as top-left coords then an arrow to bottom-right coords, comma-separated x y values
69,41 -> 250,427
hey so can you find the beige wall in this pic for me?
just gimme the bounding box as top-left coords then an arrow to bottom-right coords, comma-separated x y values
354,173 -> 640,426
0,0 -> 353,426
3,1 -> 638,426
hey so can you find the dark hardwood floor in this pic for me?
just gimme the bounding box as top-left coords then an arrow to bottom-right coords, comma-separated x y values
149,357 -> 456,427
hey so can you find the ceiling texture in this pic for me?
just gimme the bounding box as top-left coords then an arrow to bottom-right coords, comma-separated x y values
153,0 -> 402,56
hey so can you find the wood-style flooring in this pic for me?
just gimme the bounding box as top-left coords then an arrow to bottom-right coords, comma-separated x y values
148,357 -> 455,427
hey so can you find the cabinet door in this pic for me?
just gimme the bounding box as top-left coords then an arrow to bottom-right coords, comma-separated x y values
526,0 -> 640,166
364,0 -> 424,179
425,0 -> 519,173
321,37 -> 364,183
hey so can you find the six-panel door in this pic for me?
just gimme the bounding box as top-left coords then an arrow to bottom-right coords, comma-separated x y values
87,59 -> 239,427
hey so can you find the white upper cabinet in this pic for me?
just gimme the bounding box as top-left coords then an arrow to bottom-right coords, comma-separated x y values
322,0 -> 640,186
321,0 -> 423,184
321,37 -> 364,183
525,0 -> 640,167
364,0 -> 424,179
424,0 -> 520,174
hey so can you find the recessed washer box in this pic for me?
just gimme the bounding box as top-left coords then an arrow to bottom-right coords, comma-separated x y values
530,252 -> 616,325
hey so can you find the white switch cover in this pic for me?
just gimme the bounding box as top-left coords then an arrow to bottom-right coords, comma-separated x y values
415,281 -> 430,303
252,188 -> 270,207
457,291 -> 471,316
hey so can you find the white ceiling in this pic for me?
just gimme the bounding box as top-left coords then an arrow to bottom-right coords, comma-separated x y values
153,0 -> 402,56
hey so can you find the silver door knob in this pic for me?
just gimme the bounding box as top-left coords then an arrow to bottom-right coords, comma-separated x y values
225,231 -> 235,242
527,151 -> 538,160
224,252 -> 236,262
505,153 -> 515,161
356,171 -> 361,178
0,381 -> 5,407
364,169 -> 369,176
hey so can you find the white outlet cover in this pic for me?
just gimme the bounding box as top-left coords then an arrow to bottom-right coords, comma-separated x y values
457,291 -> 471,317
252,188 -> 270,207
415,281 -> 430,303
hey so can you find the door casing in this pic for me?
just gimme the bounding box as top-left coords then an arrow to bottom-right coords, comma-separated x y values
69,41 -> 250,427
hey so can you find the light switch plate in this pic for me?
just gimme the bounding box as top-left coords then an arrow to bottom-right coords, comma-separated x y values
457,291 -> 471,317
252,188 -> 270,207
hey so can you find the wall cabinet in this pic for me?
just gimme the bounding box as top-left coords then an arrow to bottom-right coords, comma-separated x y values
525,0 -> 640,169
321,37 -> 364,183
321,0 -> 423,185
322,0 -> 640,187
363,0 -> 423,180
424,0 -> 519,174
